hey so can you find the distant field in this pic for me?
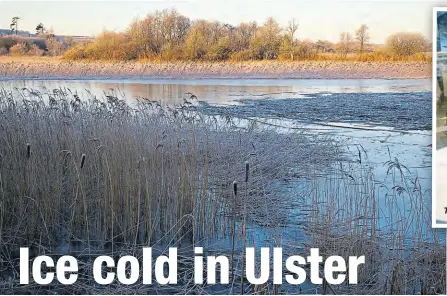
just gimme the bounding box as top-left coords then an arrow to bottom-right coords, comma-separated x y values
0,57 -> 431,79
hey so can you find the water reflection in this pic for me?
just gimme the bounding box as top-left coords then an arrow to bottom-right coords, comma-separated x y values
0,78 -> 430,106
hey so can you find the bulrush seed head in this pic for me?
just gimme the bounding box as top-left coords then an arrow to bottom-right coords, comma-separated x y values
233,181 -> 237,197
26,143 -> 31,159
245,161 -> 249,182
80,154 -> 86,169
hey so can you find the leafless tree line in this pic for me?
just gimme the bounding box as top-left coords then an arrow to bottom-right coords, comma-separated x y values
2,9 -> 431,61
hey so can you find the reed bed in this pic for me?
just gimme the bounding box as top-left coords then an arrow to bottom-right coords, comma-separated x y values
302,149 -> 445,294
0,87 -> 444,294
0,87 -> 342,293
198,102 -> 444,294
215,147 -> 445,295
0,57 -> 431,79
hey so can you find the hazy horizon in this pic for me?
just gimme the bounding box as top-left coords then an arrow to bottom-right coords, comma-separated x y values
0,0 -> 446,43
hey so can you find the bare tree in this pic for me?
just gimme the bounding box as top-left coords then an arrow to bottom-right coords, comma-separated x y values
285,18 -> 298,60
355,24 -> 370,55
128,9 -> 191,59
234,22 -> 257,51
253,17 -> 281,59
386,32 -> 427,56
337,32 -> 353,59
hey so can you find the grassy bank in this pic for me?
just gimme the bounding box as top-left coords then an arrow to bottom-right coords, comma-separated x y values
0,57 -> 431,79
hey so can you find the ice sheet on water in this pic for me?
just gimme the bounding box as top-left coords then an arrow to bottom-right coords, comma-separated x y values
198,91 -> 432,131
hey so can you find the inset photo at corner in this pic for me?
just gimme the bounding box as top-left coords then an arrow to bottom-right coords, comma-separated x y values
434,8 -> 447,226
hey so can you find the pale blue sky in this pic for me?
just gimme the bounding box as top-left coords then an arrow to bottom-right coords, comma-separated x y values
0,0 -> 446,43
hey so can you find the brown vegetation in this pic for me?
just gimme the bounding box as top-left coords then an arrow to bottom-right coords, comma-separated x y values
0,56 -> 431,79
8,42 -> 43,57
0,34 -> 67,57
59,9 -> 430,62
386,32 -> 430,57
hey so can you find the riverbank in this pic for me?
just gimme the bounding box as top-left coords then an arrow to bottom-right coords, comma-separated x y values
0,57 -> 431,80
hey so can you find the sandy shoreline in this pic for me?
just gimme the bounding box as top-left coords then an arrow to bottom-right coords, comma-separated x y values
0,57 -> 431,80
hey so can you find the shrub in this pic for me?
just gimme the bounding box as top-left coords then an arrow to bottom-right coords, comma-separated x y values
184,26 -> 207,60
386,32 -> 428,57
27,44 -> 43,56
159,44 -> 184,61
9,42 -> 28,56
229,49 -> 251,62
63,43 -> 89,60
295,40 -> 320,60
0,35 -> 22,51
207,39 -> 232,61
67,32 -> 133,60
46,37 -> 64,56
